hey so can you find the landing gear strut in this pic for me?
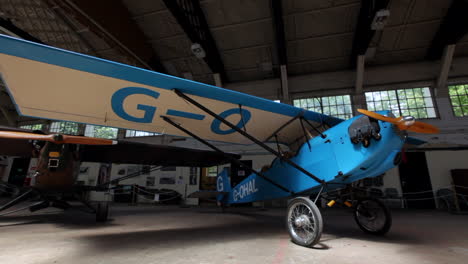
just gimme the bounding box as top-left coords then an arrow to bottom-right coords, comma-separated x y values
286,197 -> 323,247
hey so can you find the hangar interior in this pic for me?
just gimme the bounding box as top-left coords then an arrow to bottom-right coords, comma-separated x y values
0,0 -> 468,263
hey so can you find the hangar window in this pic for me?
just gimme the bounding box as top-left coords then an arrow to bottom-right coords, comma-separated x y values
448,84 -> 468,117
293,95 -> 353,119
207,166 -> 218,177
84,125 -> 118,139
19,124 -> 44,131
49,121 -> 80,135
365,87 -> 436,119
125,130 -> 159,137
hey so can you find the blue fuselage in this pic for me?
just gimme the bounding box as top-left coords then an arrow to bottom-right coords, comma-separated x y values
220,111 -> 405,204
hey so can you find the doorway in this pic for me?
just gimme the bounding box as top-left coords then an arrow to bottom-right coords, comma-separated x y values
399,152 -> 435,209
230,160 -> 252,187
8,158 -> 31,187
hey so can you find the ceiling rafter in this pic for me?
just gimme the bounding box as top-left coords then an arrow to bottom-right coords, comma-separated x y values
426,0 -> 468,60
0,17 -> 43,43
350,0 -> 390,67
271,0 -> 287,66
162,0 -> 227,82
47,0 -> 166,72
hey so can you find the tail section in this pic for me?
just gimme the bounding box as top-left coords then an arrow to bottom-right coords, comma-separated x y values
216,167 -> 231,203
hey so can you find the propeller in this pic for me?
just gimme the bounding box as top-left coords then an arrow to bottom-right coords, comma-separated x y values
357,109 -> 439,134
0,131 -> 117,145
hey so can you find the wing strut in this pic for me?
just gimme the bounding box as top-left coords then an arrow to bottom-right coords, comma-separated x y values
161,116 -> 294,194
172,89 -> 326,185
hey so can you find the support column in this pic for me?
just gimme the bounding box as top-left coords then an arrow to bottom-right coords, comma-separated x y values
280,65 -> 291,105
435,45 -> 456,121
352,55 -> 366,114
213,73 -> 222,87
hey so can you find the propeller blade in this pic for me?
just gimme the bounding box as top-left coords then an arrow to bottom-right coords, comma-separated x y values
0,131 -> 117,145
61,135 -> 117,145
406,121 -> 440,134
356,109 -> 401,124
357,109 -> 439,134
0,131 -> 55,141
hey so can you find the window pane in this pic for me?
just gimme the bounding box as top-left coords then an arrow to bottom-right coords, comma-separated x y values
365,88 -> 435,119
448,85 -> 468,117
125,130 -> 159,138
50,121 -> 80,135
294,94 -> 353,119
85,125 -> 118,139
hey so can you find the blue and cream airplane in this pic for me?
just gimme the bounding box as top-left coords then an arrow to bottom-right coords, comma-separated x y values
0,35 -> 438,247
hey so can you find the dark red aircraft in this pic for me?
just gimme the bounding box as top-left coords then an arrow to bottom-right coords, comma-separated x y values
0,126 -> 238,221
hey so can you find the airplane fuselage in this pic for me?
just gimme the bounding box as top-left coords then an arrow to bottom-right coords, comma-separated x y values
221,111 -> 405,204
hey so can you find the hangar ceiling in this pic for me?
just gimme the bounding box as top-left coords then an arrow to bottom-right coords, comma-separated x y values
1,0 -> 468,124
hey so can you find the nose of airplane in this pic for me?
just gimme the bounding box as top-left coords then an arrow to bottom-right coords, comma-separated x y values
357,109 -> 439,134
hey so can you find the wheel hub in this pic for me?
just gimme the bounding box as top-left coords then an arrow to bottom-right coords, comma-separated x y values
294,215 -> 310,227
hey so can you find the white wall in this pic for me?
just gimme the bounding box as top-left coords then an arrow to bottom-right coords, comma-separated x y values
425,150 -> 468,195
77,162 -> 199,205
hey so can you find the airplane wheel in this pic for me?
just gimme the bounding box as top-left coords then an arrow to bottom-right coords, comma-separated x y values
354,198 -> 391,235
286,197 -> 323,247
96,202 -> 109,222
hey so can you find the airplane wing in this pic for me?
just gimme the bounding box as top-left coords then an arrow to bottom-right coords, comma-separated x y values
79,141 -> 239,167
0,127 -> 239,167
0,35 -> 343,146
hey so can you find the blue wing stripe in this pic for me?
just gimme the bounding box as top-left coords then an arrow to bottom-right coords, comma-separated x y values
0,35 -> 343,126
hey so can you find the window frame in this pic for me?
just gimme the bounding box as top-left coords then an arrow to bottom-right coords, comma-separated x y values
84,124 -> 118,139
292,94 -> 354,120
124,129 -> 160,138
447,83 -> 468,118
364,86 -> 438,119
49,121 -> 81,135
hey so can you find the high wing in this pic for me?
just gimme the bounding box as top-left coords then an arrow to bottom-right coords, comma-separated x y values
0,35 -> 343,146
0,126 -> 239,167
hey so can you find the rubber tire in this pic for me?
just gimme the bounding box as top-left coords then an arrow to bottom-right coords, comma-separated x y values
96,202 -> 109,222
354,198 -> 391,235
286,197 -> 323,247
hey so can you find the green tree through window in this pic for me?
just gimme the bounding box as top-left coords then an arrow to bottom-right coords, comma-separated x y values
448,84 -> 468,117
85,125 -> 118,139
50,121 -> 80,135
293,95 -> 353,119
365,87 -> 436,119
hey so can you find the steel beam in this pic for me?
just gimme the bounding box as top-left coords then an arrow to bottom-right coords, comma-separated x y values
427,0 -> 468,60
350,0 -> 389,67
50,0 -> 165,72
163,0 -> 227,82
436,44 -> 456,97
0,17 -> 43,43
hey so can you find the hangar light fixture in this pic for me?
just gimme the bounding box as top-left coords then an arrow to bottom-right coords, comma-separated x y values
371,9 -> 390,30
191,43 -> 206,59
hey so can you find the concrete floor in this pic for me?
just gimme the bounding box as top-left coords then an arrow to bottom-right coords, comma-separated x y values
0,204 -> 467,264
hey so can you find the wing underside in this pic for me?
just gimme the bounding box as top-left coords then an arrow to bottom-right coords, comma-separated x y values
0,35 -> 343,147
0,127 -> 239,167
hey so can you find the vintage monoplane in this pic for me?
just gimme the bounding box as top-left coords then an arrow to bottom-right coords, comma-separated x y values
0,35 -> 438,247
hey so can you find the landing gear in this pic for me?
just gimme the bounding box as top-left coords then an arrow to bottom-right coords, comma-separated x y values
95,202 -> 109,222
286,197 -> 323,247
354,198 -> 391,235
